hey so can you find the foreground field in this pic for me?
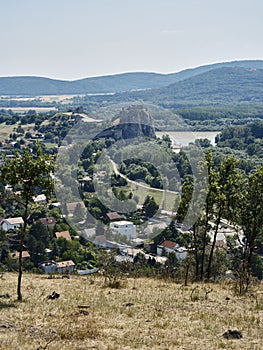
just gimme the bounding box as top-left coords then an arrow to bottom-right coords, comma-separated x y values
0,273 -> 262,350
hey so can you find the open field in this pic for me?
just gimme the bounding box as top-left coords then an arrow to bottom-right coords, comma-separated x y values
3,107 -> 58,113
0,273 -> 263,350
112,184 -> 178,212
0,123 -> 19,139
0,123 -> 37,141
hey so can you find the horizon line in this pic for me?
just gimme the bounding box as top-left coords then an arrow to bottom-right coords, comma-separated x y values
0,58 -> 262,81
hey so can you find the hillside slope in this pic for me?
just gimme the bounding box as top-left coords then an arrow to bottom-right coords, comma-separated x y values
1,60 -> 263,96
106,67 -> 263,107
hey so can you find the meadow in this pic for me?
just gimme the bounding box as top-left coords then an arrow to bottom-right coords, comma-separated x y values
0,273 -> 262,350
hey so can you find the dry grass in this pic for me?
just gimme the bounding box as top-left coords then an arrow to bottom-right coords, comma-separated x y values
0,123 -> 19,139
0,123 -> 37,140
0,273 -> 263,350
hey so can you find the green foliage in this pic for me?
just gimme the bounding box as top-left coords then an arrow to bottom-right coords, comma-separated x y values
0,143 -> 55,300
142,195 -> 159,218
216,121 -> 263,158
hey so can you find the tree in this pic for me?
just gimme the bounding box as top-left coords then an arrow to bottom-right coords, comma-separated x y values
0,144 -> 55,300
142,195 -> 159,218
73,202 -> 85,223
26,221 -> 50,266
206,156 -> 243,279
236,166 -> 263,292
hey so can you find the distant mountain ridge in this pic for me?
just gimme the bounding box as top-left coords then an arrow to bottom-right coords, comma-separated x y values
129,66 -> 263,106
1,60 -> 263,96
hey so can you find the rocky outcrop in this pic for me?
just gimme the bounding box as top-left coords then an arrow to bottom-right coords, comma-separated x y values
96,105 -> 156,140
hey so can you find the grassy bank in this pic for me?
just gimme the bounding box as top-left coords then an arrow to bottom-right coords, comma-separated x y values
0,273 -> 262,349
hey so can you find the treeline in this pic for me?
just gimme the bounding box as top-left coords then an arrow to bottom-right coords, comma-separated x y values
216,121 -> 263,158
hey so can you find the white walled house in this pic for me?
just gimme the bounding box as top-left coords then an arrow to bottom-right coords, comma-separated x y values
110,220 -> 136,239
1,217 -> 24,231
157,240 -> 187,260
157,240 -> 178,256
39,261 -> 57,274
56,260 -> 75,274
39,260 -> 75,274
33,194 -> 46,204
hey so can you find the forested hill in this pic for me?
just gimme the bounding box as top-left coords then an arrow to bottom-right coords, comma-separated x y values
1,60 -> 263,96
104,67 -> 263,108
110,67 -> 263,107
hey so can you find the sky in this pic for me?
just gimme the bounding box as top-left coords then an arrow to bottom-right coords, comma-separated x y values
1,0 -> 263,80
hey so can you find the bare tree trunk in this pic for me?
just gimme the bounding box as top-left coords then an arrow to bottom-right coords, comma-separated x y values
193,223 -> 199,279
200,190 -> 211,280
17,203 -> 28,301
184,262 -> 190,286
206,208 -> 222,280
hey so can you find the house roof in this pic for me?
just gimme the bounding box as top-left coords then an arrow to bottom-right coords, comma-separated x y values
57,260 -> 75,268
12,251 -> 30,259
160,240 -> 177,250
106,212 -> 121,221
5,217 -> 24,225
110,220 -> 134,227
33,194 -> 46,202
55,231 -> 71,241
39,260 -> 57,267
39,217 -> 57,225
66,201 -> 85,213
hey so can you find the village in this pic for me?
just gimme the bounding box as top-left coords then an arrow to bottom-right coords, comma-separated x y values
0,189 -> 241,278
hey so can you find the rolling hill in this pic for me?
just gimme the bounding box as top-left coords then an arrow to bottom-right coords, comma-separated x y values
132,66 -> 263,106
1,60 -> 263,96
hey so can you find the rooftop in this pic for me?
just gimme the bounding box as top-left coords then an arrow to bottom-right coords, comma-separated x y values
106,212 -> 121,221
39,217 -> 57,225
5,217 -> 24,225
55,231 -> 71,241
57,260 -> 75,268
159,240 -> 177,250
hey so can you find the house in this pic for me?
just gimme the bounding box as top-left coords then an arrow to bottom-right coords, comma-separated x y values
39,260 -> 76,274
157,240 -> 187,260
106,211 -> 121,221
56,260 -> 75,274
39,217 -> 57,229
175,246 -> 188,260
11,251 -> 30,259
66,202 -> 85,216
122,248 -> 167,264
55,230 -> 71,241
157,240 -> 178,256
33,194 -> 46,203
103,240 -> 131,252
1,217 -> 24,231
39,261 -> 57,274
110,220 -> 136,239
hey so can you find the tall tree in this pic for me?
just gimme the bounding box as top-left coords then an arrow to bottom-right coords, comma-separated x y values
206,156 -> 243,279
237,166 -> 263,292
142,195 -> 159,218
0,144 -> 55,300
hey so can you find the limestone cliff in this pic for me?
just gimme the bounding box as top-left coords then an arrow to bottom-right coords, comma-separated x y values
97,105 -> 156,140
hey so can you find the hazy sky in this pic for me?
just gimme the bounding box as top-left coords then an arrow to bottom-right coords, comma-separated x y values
1,0 -> 263,80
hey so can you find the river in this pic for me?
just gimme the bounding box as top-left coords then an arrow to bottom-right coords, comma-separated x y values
156,131 -> 220,147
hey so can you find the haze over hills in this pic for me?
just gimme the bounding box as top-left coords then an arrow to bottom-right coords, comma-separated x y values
1,60 -> 263,96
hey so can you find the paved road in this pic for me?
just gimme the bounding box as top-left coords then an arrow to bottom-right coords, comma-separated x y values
109,159 -> 179,195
